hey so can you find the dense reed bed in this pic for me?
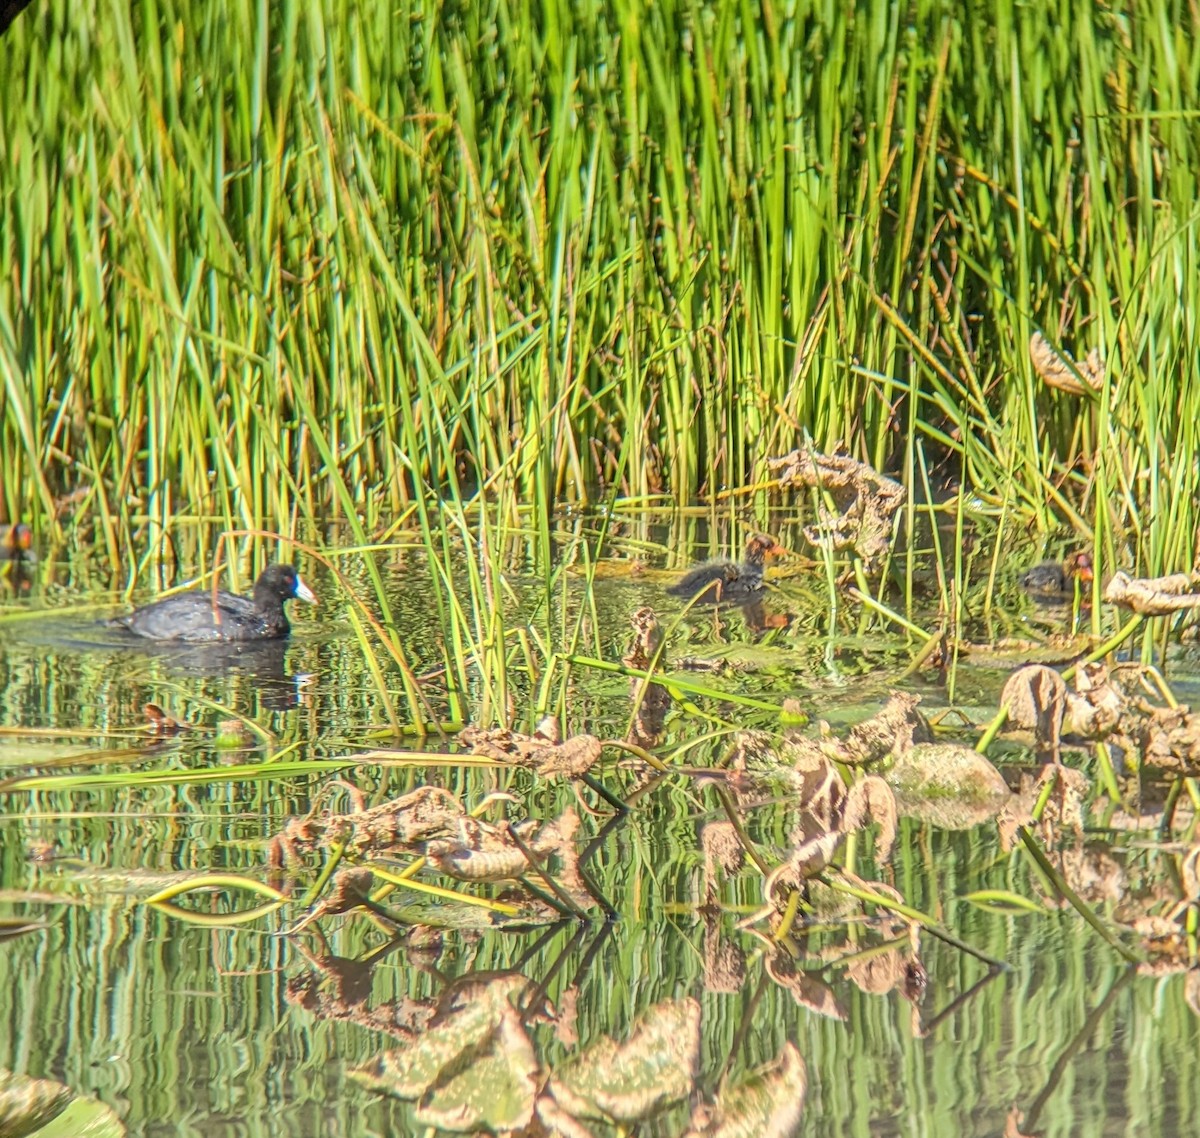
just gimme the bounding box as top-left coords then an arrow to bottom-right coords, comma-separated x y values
1,1 -> 1197,552
2,0 -> 1199,723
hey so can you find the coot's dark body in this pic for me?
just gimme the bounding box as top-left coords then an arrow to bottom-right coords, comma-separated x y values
0,523 -> 35,563
110,564 -> 317,642
667,534 -> 786,604
1020,551 -> 1093,598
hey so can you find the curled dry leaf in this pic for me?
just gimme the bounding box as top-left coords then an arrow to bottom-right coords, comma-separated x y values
1001,664 -> 1067,759
1182,844 -> 1200,903
766,448 -> 905,571
1029,330 -> 1105,395
624,607 -> 671,747
142,701 -> 185,738
1058,846 -> 1127,905
701,821 -> 745,878
786,740 -> 846,828
426,809 -> 586,894
844,944 -> 916,997
766,832 -> 843,897
1035,763 -> 1090,840
1103,570 -> 1200,615
822,692 -> 933,767
459,723 -> 604,780
1139,705 -> 1200,777
1065,662 -> 1127,740
623,606 -> 664,670
303,867 -> 377,921
703,918 -> 747,994
840,775 -> 898,862
269,785 -> 466,869
683,1043 -> 808,1138
765,954 -> 847,1021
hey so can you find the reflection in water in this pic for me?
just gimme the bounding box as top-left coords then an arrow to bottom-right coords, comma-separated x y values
112,636 -> 312,711
1,550 -> 1200,1138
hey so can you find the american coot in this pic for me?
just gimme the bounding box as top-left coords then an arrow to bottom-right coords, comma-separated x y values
110,563 -> 317,642
1020,551 -> 1094,597
667,534 -> 787,604
0,523 -> 35,562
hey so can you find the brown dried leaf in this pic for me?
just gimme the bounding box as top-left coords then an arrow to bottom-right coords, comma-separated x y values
623,606 -> 664,670
460,724 -> 604,780
268,785 -> 467,869
1065,663 -> 1127,739
701,822 -> 745,877
305,867 -> 377,919
426,810 -> 584,889
766,449 -> 905,571
825,692 -> 932,767
1140,705 -> 1200,776
703,919 -> 747,994
1103,570 -> 1200,615
143,702 -> 185,738
1035,764 -> 1090,840
765,955 -> 847,1021
1029,330 -> 1105,395
841,775 -> 898,861
1001,665 -> 1067,759
768,832 -> 843,895
845,946 -> 912,996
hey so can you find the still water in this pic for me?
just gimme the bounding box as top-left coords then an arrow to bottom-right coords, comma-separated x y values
0,535 -> 1197,1137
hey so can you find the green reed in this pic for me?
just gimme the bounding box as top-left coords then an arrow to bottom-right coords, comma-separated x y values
2,0 -> 1199,722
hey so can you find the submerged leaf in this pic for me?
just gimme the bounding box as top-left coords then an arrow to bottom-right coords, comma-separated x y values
0,1069 -> 73,1138
887,743 -> 1009,805
548,998 -> 701,1123
684,1043 -> 807,1138
353,975 -> 538,1132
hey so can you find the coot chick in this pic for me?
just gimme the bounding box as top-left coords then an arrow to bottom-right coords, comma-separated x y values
110,563 -> 317,642
0,523 -> 35,562
667,534 -> 787,604
1020,551 -> 1094,597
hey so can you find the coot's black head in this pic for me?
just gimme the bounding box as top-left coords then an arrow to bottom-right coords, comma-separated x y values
254,563 -> 318,606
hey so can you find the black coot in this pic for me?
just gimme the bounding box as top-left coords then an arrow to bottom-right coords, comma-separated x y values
110,563 -> 318,642
666,534 -> 787,604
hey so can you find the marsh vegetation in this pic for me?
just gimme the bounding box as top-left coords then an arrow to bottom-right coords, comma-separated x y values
1,2 -> 1199,1136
